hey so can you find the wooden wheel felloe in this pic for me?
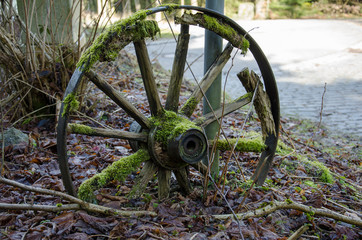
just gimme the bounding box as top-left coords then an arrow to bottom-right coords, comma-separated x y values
57,5 -> 279,202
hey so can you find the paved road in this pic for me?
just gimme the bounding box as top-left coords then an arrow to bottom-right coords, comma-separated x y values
142,19 -> 362,138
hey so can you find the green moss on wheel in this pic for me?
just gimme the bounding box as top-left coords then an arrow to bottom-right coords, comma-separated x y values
202,14 -> 249,55
159,3 -> 180,12
78,149 -> 150,202
62,93 -> 79,117
214,137 -> 267,152
203,15 -> 235,39
234,92 -> 252,103
180,96 -> 198,116
77,10 -> 160,72
69,123 -> 95,135
150,110 -> 200,145
241,38 -> 250,53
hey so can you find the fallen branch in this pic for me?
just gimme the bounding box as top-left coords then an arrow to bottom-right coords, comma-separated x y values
0,176 -> 156,217
2,178 -> 360,225
325,198 -> 362,218
212,200 -> 362,227
0,203 -> 80,212
287,224 -> 310,240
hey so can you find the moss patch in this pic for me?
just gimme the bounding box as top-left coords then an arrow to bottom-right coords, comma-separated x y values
180,96 -> 198,117
150,110 -> 200,146
175,12 -> 249,54
78,149 -> 150,202
202,14 -> 249,55
238,179 -> 254,191
213,137 -> 266,152
234,92 -> 253,103
304,180 -> 317,188
301,157 -> 334,183
280,154 -> 334,184
77,10 -> 159,72
270,135 -> 335,184
62,93 -> 79,117
276,141 -> 294,156
68,123 -> 95,135
159,3 -> 180,12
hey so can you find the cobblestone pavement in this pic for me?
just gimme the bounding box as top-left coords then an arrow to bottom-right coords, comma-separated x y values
145,19 -> 362,138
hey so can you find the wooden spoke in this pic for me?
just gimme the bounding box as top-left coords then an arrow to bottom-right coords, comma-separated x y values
67,123 -> 147,142
199,93 -> 252,127
180,43 -> 233,117
134,39 -> 164,116
128,161 -> 158,198
165,24 -> 190,112
174,167 -> 192,194
158,168 -> 171,200
86,70 -> 151,129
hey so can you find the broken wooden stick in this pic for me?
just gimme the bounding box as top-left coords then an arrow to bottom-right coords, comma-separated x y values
237,68 -> 278,186
237,68 -> 276,139
213,200 -> 362,227
0,176 -> 156,217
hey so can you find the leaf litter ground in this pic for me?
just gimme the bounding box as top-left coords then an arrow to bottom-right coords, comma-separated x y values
0,50 -> 361,240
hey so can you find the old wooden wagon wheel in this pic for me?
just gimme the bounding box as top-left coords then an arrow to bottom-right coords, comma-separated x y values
57,5 -> 279,202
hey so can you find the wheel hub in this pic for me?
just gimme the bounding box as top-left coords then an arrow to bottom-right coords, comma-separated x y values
167,128 -> 207,165
147,122 -> 208,170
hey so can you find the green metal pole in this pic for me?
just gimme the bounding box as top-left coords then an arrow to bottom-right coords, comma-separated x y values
203,0 -> 224,176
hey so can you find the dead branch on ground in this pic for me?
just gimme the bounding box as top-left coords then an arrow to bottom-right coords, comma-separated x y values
213,200 -> 362,227
0,176 -> 156,217
1,176 -> 360,227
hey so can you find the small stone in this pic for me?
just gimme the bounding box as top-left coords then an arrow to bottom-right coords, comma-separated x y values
1,127 -> 29,147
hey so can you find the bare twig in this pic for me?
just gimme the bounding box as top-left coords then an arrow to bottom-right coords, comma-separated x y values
75,110 -> 113,130
0,78 -> 4,176
0,176 -> 156,217
213,200 -> 362,227
208,175 -> 245,240
90,0 -> 109,44
331,172 -> 362,191
237,170 -> 260,210
287,224 -> 310,240
11,103 -> 57,126
318,82 -> 327,129
0,203 -> 80,212
77,0 -> 83,59
325,198 -> 362,218
215,49 -> 244,195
